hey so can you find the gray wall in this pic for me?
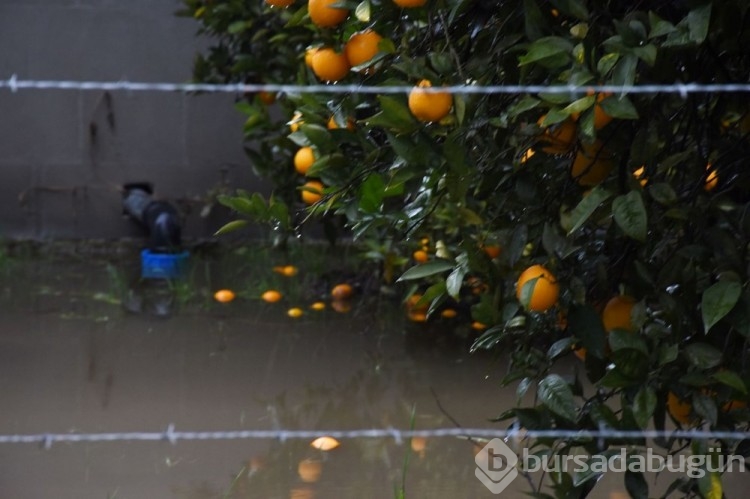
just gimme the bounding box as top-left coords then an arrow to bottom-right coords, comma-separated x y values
0,0 -> 264,240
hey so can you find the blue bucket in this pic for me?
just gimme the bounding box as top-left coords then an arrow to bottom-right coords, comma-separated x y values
140,249 -> 190,279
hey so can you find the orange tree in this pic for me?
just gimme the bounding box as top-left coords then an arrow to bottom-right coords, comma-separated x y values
180,0 -> 750,496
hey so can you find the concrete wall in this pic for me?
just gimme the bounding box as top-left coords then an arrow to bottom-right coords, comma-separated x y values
0,0 -> 266,240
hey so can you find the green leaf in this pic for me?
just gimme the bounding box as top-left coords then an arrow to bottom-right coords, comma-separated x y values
518,37 -> 573,66
446,266 -> 466,299
538,374 -> 578,422
611,53 -> 638,87
214,219 -> 249,236
712,371 -> 747,395
367,96 -> 417,132
507,95 -> 541,118
612,191 -> 648,242
701,280 -> 742,333
397,260 -> 454,281
300,123 -> 335,151
562,95 -> 595,116
547,337 -> 575,360
565,186 -> 612,235
687,3 -> 711,44
684,343 -> 723,369
648,183 -> 677,205
648,12 -> 676,38
523,0 -> 547,41
693,392 -> 718,425
359,174 -> 385,213
632,386 -> 657,429
609,330 -> 648,354
599,95 -> 639,120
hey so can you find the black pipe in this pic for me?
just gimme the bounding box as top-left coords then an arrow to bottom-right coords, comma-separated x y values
123,184 -> 182,253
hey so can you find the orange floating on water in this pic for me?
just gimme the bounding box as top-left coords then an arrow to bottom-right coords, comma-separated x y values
261,290 -> 283,303
311,436 -> 340,451
310,301 -> 326,311
273,265 -> 298,277
213,289 -> 236,303
287,307 -> 304,318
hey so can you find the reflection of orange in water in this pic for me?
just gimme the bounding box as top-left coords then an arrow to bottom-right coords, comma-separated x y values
331,300 -> 351,313
411,436 -> 427,457
290,486 -> 315,499
297,458 -> 322,483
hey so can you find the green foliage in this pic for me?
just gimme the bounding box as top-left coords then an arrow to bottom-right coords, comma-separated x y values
181,0 -> 750,496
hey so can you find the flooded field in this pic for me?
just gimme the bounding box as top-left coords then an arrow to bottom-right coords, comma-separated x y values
0,244 -> 515,498
0,244 -> 744,498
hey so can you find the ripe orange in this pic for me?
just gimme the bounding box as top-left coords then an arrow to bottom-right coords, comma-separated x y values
471,321 -> 487,330
294,146 -> 316,175
516,264 -> 559,312
261,290 -> 283,303
266,0 -> 294,6
310,301 -> 326,311
344,30 -> 383,69
705,163 -> 718,191
412,249 -> 429,263
311,47 -> 350,82
601,295 -> 636,332
406,293 -> 427,313
308,0 -> 349,27
590,91 -> 613,130
290,111 -> 304,132
331,283 -> 354,300
571,140 -> 613,186
327,115 -> 355,130
304,47 -> 319,68
311,436 -> 340,450
482,245 -> 501,259
538,116 -> 576,154
301,180 -> 324,204
258,91 -> 276,104
408,80 -> 453,123
297,458 -> 322,483
392,0 -> 426,7
573,346 -> 587,361
520,147 -> 536,164
213,289 -> 236,303
722,399 -> 748,412
667,392 -> 694,425
633,165 -> 648,187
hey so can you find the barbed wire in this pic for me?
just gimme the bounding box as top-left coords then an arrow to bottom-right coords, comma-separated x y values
1,426 -> 747,450
1,75 -> 750,96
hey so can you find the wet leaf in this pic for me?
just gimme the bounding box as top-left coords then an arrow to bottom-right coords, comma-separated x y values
214,219 -> 249,236
632,386 -> 656,429
599,95 -> 639,120
538,374 -> 578,422
612,190 -> 647,241
397,260 -> 454,281
684,343 -> 722,369
518,37 -> 573,66
711,370 -> 747,395
701,280 -> 741,333
566,186 -> 612,235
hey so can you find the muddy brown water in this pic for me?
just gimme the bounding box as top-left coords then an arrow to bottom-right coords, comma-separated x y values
0,254 -> 744,498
